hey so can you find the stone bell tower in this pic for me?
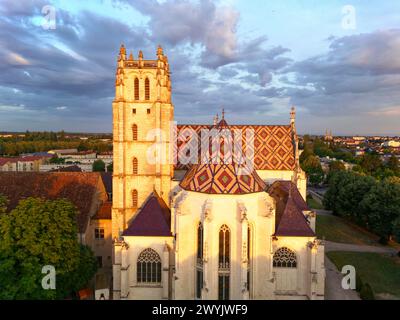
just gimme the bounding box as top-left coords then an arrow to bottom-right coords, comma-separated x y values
112,45 -> 174,238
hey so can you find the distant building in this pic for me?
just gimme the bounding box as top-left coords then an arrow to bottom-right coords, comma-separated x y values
0,172 -> 113,287
48,148 -> 78,156
382,140 -> 400,148
0,156 -> 49,172
324,129 -> 333,141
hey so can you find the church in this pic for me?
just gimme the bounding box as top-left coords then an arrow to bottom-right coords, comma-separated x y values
111,45 -> 325,300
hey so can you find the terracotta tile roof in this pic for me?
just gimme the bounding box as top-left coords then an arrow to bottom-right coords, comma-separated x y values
268,181 -> 314,237
175,124 -> 295,171
0,172 -> 105,233
94,201 -> 112,220
123,192 -> 171,237
0,158 -> 12,166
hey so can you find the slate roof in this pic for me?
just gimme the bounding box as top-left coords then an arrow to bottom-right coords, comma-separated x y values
122,192 -> 172,237
0,172 -> 106,233
268,181 -> 315,237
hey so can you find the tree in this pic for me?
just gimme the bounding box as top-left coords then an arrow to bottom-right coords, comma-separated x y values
92,159 -> 105,172
49,156 -> 65,164
107,162 -> 113,172
359,154 -> 383,175
386,155 -> 400,176
360,177 -> 400,243
301,155 -> 324,185
0,198 -> 97,299
329,160 -> 346,172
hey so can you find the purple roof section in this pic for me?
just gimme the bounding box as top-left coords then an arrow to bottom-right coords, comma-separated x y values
122,192 -> 172,237
268,180 -> 315,237
274,196 -> 315,237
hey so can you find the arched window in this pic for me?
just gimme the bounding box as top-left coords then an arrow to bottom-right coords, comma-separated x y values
137,248 -> 161,284
134,78 -> 139,100
273,247 -> 297,268
145,77 -> 150,100
218,224 -> 230,300
132,157 -> 138,174
196,222 -> 203,299
132,124 -> 138,141
132,189 -> 138,208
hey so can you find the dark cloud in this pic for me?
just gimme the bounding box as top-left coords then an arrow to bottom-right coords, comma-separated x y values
286,29 -> 400,119
0,1 -> 398,134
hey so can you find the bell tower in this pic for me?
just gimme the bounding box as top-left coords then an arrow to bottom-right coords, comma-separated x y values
112,45 -> 174,238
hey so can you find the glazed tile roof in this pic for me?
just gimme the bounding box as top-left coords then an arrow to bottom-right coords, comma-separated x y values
122,192 -> 172,237
268,181 -> 314,237
180,163 -> 266,194
0,172 -> 106,233
175,124 -> 295,171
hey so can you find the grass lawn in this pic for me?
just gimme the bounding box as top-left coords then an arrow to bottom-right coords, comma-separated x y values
306,195 -> 324,210
316,214 -> 379,245
327,251 -> 400,299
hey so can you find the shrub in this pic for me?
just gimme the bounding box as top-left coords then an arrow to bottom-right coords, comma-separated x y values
359,283 -> 375,300
355,273 -> 363,292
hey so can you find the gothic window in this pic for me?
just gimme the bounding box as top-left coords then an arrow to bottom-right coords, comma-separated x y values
132,124 -> 138,141
132,189 -> 138,208
132,157 -> 138,174
137,248 -> 161,284
196,222 -> 203,299
218,224 -> 230,300
145,78 -> 150,100
273,247 -> 297,268
134,77 -> 139,100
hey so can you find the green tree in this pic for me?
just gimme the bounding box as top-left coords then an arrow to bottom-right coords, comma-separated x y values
359,154 -> 383,175
301,155 -> 324,185
329,160 -> 346,172
386,155 -> 400,176
360,177 -> 400,243
92,159 -> 105,172
107,162 -> 113,172
0,198 -> 97,299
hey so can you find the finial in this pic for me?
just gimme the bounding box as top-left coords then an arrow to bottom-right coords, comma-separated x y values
157,45 -> 164,56
216,113 -> 219,123
128,51 -> 133,61
139,50 -> 143,60
222,108 -> 225,120
213,115 -> 217,125
290,106 -> 296,124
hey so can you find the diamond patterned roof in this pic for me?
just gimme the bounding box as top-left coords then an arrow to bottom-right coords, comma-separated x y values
175,124 -> 295,171
180,163 -> 267,194
179,119 -> 267,194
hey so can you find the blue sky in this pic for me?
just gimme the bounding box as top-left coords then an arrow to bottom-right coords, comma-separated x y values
0,0 -> 399,135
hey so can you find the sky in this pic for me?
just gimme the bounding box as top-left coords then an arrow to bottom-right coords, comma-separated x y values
0,0 -> 399,135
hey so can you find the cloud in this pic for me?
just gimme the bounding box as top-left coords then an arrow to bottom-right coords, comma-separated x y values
286,29 -> 400,121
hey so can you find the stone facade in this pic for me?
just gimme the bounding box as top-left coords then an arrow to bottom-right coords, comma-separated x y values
112,46 -> 325,300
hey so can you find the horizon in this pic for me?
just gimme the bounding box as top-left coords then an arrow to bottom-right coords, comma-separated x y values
0,0 -> 399,135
